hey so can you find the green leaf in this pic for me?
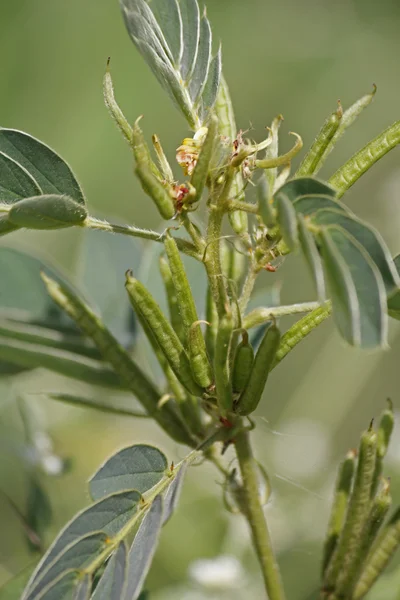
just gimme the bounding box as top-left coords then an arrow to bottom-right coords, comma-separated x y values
91,542 -> 127,600
33,570 -> 79,600
311,208 -> 400,295
320,226 -> 388,348
387,255 -> 400,319
47,393 -> 148,419
124,495 -> 163,600
274,176 -> 337,204
0,151 -> 41,202
0,128 -> 85,202
163,463 -> 187,524
26,479 -> 52,552
293,194 -> 349,217
297,214 -> 326,301
120,0 -> 221,129
74,574 -> 92,600
24,532 -> 108,600
0,337 -> 126,389
89,445 -> 168,501
23,490 -> 141,599
276,193 -> 299,251
8,194 -> 87,230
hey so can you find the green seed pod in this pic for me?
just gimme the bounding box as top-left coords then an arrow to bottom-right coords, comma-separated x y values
322,449 -> 357,575
9,195 -> 87,230
164,234 -> 213,387
135,164 -> 175,220
323,425 -> 378,592
257,174 -> 276,228
152,134 -> 174,183
125,272 -> 203,398
41,273 -> 194,447
159,255 -> 185,344
296,102 -> 343,177
344,479 -> 392,598
205,286 -> 218,362
214,309 -> 234,416
377,399 -> 394,459
131,116 -> 161,178
353,506 -> 400,600
190,114 -> 218,203
232,331 -> 255,394
235,323 -> 280,416
103,58 -> 132,144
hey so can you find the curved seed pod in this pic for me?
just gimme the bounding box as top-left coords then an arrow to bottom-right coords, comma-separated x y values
135,164 -> 175,220
190,114 -> 218,202
329,120 -> 400,198
188,321 -> 213,388
344,479 -> 392,598
235,323 -> 280,416
125,272 -> 203,398
9,195 -> 87,230
257,174 -> 276,228
371,400 -> 395,498
152,134 -> 174,183
295,102 -> 343,177
214,309 -> 234,416
255,132 -> 303,169
205,286 -> 218,362
41,273 -> 193,446
323,425 -> 377,592
159,255 -> 185,344
232,331 -> 255,394
322,449 -> 357,576
132,117 -> 161,178
103,58 -> 132,144
353,506 -> 400,600
164,234 -> 213,386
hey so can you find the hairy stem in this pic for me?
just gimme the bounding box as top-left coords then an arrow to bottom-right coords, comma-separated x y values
243,301 -> 321,329
235,428 -> 286,600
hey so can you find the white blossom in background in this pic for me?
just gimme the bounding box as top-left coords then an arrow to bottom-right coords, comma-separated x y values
189,555 -> 246,591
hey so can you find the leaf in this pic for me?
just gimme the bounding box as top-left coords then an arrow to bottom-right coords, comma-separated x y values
0,337 -> 126,389
26,479 -> 52,552
89,445 -> 168,501
276,193 -> 299,251
0,151 -> 41,202
311,208 -> 400,295
48,393 -> 148,419
320,226 -> 388,348
0,128 -> 85,203
74,574 -> 92,600
24,532 -> 108,600
274,176 -> 337,204
163,463 -> 187,524
293,194 -> 350,217
23,490 -> 141,599
33,570 -> 79,600
92,542 -> 127,600
8,194 -> 88,229
297,214 -> 326,302
119,0 -> 221,129
387,255 -> 400,319
124,495 -> 164,600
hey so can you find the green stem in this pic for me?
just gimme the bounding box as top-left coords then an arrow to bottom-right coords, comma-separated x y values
180,213 -> 205,253
272,302 -> 332,369
227,200 -> 259,214
84,216 -> 200,259
235,428 -> 286,600
243,301 -> 321,329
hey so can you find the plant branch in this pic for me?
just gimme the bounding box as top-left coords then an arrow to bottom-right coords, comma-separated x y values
243,301 -> 322,329
235,427 -> 286,600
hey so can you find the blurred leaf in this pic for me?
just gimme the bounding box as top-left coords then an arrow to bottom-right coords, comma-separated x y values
0,337 -> 126,389
293,194 -> 349,217
320,226 -> 387,348
312,208 -> 400,294
276,193 -> 299,251
163,463 -> 187,524
48,393 -> 148,419
0,151 -> 41,202
25,532 -> 108,600
274,176 -> 336,204
77,227 -> 140,347
92,542 -> 127,600
0,565 -> 37,600
23,491 -> 141,599
89,445 -> 168,501
120,0 -> 221,129
8,194 -> 87,230
74,574 -> 91,600
124,495 -> 163,600
0,128 -> 85,202
298,214 -> 326,301
29,570 -> 79,600
387,255 -> 400,319
26,479 -> 52,552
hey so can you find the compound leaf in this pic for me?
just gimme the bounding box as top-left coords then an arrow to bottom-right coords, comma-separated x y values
92,542 -> 127,600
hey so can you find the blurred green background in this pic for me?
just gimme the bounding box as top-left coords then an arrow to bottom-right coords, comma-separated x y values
1,0 -> 400,598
